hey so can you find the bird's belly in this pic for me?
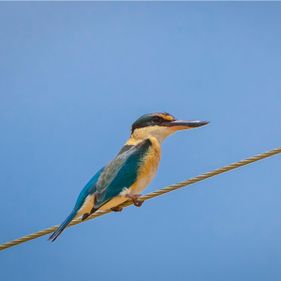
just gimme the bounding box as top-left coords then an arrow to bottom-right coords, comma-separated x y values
77,194 -> 126,216
77,194 -> 95,216
129,171 -> 156,194
99,196 -> 128,211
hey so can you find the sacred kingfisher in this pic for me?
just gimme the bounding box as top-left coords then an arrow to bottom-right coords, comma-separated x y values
49,112 -> 208,241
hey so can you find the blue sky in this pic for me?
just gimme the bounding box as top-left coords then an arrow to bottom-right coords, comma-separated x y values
0,2 -> 281,281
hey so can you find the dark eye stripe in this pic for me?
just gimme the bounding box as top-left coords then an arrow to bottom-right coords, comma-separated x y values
153,116 -> 164,123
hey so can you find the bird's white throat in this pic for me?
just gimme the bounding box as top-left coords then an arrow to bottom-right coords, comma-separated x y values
131,126 -> 174,143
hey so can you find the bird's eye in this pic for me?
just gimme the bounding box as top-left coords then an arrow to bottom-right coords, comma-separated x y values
153,116 -> 163,123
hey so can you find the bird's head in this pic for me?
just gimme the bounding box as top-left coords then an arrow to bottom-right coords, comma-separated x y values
131,112 -> 209,142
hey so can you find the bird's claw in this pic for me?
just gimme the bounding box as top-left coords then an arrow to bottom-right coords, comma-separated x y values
134,200 -> 143,207
111,206 -> 123,212
81,213 -> 90,221
125,194 -> 144,207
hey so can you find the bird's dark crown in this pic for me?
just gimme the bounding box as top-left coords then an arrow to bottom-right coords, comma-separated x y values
131,112 -> 176,133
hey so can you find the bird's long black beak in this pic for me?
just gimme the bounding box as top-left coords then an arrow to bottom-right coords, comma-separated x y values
164,120 -> 209,130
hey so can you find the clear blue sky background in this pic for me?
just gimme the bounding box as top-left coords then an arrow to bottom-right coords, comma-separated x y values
0,2 -> 281,281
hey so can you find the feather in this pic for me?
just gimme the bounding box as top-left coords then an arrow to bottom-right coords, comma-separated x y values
48,210 -> 77,242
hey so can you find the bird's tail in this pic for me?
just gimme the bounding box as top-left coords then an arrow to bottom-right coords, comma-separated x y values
49,210 -> 77,242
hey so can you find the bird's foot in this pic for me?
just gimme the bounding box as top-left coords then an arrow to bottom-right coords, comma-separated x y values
111,206 -> 123,212
125,194 -> 143,207
81,213 -> 90,221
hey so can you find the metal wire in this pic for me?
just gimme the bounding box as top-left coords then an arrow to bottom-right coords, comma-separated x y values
0,146 -> 280,251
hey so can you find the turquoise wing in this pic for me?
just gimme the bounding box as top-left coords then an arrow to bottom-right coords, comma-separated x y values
94,139 -> 152,209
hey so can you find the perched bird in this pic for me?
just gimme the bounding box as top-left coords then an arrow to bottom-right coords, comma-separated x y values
49,112 -> 208,241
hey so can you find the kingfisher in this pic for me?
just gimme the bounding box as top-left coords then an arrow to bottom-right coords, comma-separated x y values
49,112 -> 208,241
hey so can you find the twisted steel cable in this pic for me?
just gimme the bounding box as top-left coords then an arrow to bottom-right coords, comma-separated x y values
0,146 -> 280,251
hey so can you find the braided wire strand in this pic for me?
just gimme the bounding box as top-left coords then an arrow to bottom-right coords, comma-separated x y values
0,147 -> 280,251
